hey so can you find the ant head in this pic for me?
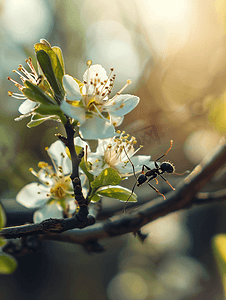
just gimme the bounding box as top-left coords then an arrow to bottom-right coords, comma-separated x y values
137,174 -> 147,186
160,161 -> 175,173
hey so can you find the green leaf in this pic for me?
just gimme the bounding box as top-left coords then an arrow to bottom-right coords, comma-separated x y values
34,104 -> 68,124
89,194 -> 101,203
80,159 -> 94,184
91,168 -> 121,192
35,43 -> 64,87
36,50 -> 64,100
0,204 -> 6,229
27,114 -> 59,128
0,253 -> 17,274
212,234 -> 226,297
0,239 -> 6,247
95,186 -> 137,202
23,81 -> 56,105
52,46 -> 65,73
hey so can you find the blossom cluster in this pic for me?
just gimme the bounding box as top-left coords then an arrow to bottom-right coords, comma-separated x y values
8,40 -> 139,140
17,133 -> 151,222
8,39 -> 152,222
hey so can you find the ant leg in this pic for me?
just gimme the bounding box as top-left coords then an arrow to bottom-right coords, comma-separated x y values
155,140 -> 173,162
154,178 -> 158,184
141,164 -> 151,174
159,174 -> 175,190
123,181 -> 137,214
123,146 -> 137,180
123,146 -> 138,213
147,182 -> 166,200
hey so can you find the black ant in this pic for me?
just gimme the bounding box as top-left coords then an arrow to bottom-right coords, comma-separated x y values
124,140 -> 177,213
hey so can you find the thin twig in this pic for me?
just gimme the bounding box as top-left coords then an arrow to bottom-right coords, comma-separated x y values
1,138 -> 226,240
39,137 -> 226,245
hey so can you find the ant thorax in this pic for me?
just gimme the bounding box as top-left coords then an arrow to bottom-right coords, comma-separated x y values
137,174 -> 147,186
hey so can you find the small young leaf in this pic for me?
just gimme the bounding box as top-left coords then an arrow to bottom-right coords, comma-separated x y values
212,234 -> 226,297
0,238 -> 6,247
34,104 -> 61,115
35,43 -> 64,86
90,194 -> 101,203
80,159 -> 94,184
0,204 -> 6,229
27,114 -> 59,128
95,185 -> 137,202
23,81 -> 56,105
0,253 -> 17,274
52,46 -> 65,74
36,50 -> 64,100
91,168 -> 121,192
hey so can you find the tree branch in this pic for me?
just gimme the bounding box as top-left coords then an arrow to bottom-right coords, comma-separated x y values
39,137 -> 226,245
1,138 -> 226,241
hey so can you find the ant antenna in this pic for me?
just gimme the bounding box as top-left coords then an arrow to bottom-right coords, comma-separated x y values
123,146 -> 137,213
171,170 -> 190,176
155,140 -> 173,162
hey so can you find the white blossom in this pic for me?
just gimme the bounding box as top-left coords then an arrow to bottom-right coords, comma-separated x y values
8,57 -> 44,115
61,63 -> 140,139
87,131 -> 152,177
16,141 -> 86,223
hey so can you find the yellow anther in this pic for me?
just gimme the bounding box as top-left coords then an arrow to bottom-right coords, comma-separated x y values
38,161 -> 49,168
8,91 -> 13,96
86,60 -> 92,66
127,79 -> 131,84
45,147 -> 49,151
29,168 -> 33,172
116,130 -> 121,134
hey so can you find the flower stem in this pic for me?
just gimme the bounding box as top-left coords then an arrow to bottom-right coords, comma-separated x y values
64,121 -> 90,221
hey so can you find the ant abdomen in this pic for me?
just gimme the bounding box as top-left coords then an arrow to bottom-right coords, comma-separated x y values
160,162 -> 175,173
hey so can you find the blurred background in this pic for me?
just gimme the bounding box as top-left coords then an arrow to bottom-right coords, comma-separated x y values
0,0 -> 226,299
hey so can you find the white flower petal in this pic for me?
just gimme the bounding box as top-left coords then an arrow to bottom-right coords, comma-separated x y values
38,169 -> 55,186
83,64 -> 110,95
74,137 -> 90,152
110,114 -> 124,127
130,155 -> 152,166
16,182 -> 50,208
79,117 -> 116,140
91,158 -> 106,176
105,95 -> 140,117
63,75 -> 82,100
87,153 -> 102,163
18,99 -> 37,114
95,138 -> 113,155
33,202 -> 63,223
60,100 -> 86,124
47,140 -> 72,175
83,64 -> 108,83
115,155 -> 152,175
